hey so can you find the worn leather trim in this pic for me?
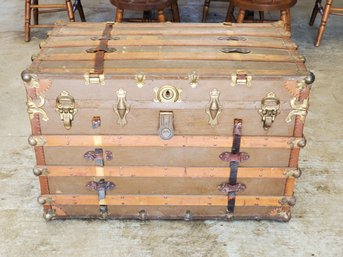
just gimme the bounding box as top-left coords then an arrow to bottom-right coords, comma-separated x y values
94,23 -> 114,74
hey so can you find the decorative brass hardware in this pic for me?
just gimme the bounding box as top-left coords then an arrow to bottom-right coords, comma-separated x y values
286,98 -> 309,123
92,116 -> 101,129
159,112 -> 174,140
154,85 -> 182,103
269,207 -> 291,222
55,91 -> 77,130
43,209 -> 56,221
217,183 -> 246,193
188,71 -> 199,88
37,196 -> 53,205
206,89 -> 223,127
288,137 -> 307,149
220,48 -> 251,54
258,92 -> 281,130
283,169 -> 302,178
219,152 -> 250,163
28,135 -> 46,146
33,167 -> 48,176
84,71 -> 105,85
21,70 -> 40,88
231,70 -> 252,87
113,88 -> 130,126
279,196 -> 297,206
135,72 -> 146,88
26,95 -> 49,122
305,72 -> 315,85
184,210 -> 192,221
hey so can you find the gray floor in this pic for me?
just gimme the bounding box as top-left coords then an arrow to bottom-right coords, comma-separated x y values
0,0 -> 342,256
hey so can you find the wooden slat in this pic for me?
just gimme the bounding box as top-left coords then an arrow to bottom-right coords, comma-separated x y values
35,135 -> 302,149
39,166 -> 298,178
42,195 -> 283,207
36,52 -> 304,63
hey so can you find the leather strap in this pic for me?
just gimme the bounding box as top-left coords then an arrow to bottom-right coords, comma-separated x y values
227,119 -> 242,215
94,23 -> 114,75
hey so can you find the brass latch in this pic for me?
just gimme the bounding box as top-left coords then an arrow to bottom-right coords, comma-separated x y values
84,71 -> 105,85
258,92 -> 281,130
113,88 -> 130,127
231,70 -> 252,87
206,89 -> 222,127
55,91 -> 77,130
159,111 -> 174,140
286,97 -> 309,123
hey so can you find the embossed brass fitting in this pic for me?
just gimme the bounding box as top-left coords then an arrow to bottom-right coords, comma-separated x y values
154,85 -> 182,102
231,70 -> 252,87
286,98 -> 309,123
288,137 -> 307,149
43,209 -> 56,221
113,88 -> 130,126
27,95 -> 49,122
283,169 -> 302,178
159,112 -> 174,140
33,167 -> 48,176
258,92 -> 280,130
135,72 -> 146,88
206,89 -> 222,127
84,71 -> 105,85
188,71 -> 199,88
55,91 -> 77,130
279,196 -> 297,206
28,135 -> 46,146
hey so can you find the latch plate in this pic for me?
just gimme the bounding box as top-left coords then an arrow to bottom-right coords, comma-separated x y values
159,111 -> 174,140
231,70 -> 252,87
84,72 -> 105,85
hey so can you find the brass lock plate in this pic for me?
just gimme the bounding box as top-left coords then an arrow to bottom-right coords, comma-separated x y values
55,91 -> 77,130
258,92 -> 280,130
154,85 -> 182,103
159,111 -> 174,140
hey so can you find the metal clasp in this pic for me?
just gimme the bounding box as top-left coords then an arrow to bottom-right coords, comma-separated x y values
154,85 -> 182,103
159,111 -> 174,140
258,92 -> 281,130
55,91 -> 77,130
84,71 -> 105,85
231,70 -> 252,87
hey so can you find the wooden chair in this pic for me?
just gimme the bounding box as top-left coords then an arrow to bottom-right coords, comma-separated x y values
226,0 -> 297,32
110,0 -> 180,22
25,0 -> 86,42
202,0 -> 229,22
309,0 -> 343,46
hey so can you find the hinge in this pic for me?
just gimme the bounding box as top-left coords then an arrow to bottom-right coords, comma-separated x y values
84,71 -> 105,85
231,70 -> 252,87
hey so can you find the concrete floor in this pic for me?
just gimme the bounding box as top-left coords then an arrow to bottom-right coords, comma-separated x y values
0,0 -> 342,256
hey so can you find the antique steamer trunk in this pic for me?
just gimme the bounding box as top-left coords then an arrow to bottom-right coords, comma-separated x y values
22,21 -> 314,221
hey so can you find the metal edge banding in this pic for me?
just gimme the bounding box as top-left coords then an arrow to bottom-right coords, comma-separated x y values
38,166 -> 298,178
38,135 -> 302,148
42,195 -> 284,207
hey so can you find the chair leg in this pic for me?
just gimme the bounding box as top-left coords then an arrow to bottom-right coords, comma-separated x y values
25,0 -> 31,42
225,2 -> 235,22
202,0 -> 211,22
157,9 -> 166,22
33,0 -> 39,25
74,0 -> 86,22
171,0 -> 180,22
315,0 -> 333,46
115,8 -> 124,22
309,0 -> 322,26
66,0 -> 75,22
237,9 -> 245,23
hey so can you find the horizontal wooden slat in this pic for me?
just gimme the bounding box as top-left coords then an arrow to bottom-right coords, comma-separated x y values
36,52 -> 304,63
32,135 -> 303,148
42,195 -> 283,207
39,166 -> 298,178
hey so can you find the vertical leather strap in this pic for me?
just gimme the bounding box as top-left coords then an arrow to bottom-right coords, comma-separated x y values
227,119 -> 242,214
94,23 -> 114,75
